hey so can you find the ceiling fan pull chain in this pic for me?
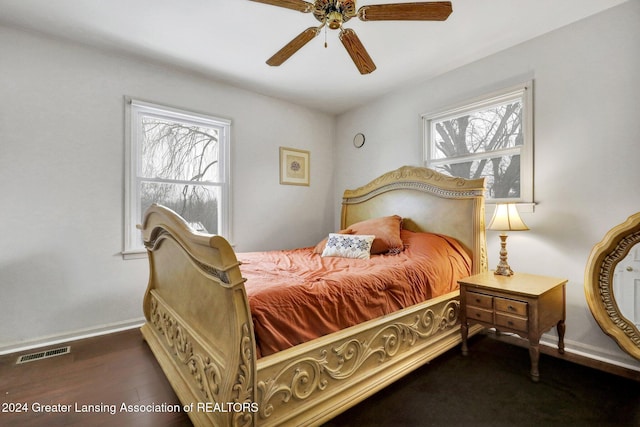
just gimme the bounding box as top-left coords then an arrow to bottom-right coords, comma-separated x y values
324,24 -> 328,48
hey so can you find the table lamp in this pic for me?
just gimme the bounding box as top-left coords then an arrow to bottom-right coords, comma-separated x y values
488,203 -> 529,276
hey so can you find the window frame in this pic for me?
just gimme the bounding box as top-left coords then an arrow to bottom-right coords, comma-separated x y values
422,81 -> 534,208
123,98 -> 231,258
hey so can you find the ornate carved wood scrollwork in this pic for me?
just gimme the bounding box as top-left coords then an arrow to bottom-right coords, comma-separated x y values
149,294 -> 257,426
149,295 -> 223,400
343,166 -> 485,202
232,323 -> 256,427
343,181 -> 485,205
585,212 -> 640,360
256,299 -> 459,421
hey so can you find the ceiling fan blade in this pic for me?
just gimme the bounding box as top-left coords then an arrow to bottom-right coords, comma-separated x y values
266,27 -> 320,66
249,0 -> 313,13
339,28 -> 376,75
358,1 -> 452,21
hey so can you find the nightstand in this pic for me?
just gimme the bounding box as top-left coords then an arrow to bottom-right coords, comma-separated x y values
458,271 -> 567,382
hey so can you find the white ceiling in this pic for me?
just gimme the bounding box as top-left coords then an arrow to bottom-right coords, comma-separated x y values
0,0 -> 628,114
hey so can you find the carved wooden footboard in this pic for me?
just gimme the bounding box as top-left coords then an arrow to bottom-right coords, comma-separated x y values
139,166 -> 486,427
140,206 -> 257,427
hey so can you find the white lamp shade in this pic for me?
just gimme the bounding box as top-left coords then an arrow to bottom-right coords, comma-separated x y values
488,204 -> 529,231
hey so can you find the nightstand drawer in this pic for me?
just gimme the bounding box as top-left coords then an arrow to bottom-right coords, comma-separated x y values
496,313 -> 528,332
466,306 -> 493,323
467,291 -> 493,309
495,297 -> 527,317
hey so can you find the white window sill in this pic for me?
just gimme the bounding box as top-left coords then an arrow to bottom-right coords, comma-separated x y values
121,250 -> 147,260
486,202 -> 536,214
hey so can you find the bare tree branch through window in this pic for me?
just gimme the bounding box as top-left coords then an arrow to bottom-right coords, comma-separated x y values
423,84 -> 533,203
140,118 -> 220,233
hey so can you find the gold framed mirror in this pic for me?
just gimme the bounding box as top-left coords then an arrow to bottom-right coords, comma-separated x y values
585,212 -> 640,360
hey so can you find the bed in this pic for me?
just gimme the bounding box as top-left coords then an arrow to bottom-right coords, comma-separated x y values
139,165 -> 487,427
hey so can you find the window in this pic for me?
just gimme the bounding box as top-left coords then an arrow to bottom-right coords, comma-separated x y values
124,99 -> 231,256
422,82 -> 533,204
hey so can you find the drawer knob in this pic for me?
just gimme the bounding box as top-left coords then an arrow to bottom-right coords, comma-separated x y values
475,298 -> 481,303
476,313 -> 481,318
508,321 -> 514,326
508,305 -> 516,311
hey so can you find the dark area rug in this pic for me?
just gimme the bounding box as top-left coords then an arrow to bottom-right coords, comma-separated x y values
323,335 -> 640,427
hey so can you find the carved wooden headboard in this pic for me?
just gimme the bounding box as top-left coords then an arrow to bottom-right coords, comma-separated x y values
341,166 -> 487,274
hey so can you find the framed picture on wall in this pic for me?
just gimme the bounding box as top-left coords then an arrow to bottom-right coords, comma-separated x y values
279,147 -> 310,186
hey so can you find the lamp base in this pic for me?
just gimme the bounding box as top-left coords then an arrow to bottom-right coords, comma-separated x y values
494,263 -> 514,276
494,233 -> 514,276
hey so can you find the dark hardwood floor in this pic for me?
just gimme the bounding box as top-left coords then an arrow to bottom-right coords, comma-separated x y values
0,329 -> 192,427
2,328 -> 638,426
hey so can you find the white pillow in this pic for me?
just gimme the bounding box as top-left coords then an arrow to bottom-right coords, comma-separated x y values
321,233 -> 375,259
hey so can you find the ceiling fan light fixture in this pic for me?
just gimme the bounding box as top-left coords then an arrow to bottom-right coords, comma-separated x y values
326,10 -> 343,29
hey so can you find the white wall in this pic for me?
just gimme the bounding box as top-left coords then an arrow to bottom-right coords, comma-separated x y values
3,3 -> 639,373
0,26 -> 335,351
334,1 -> 640,369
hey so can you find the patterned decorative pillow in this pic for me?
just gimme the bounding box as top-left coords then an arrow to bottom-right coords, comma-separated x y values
321,233 -> 375,259
313,228 -> 354,253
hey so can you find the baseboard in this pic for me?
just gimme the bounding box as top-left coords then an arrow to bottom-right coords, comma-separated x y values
541,335 -> 640,371
484,331 -> 640,382
0,318 -> 146,356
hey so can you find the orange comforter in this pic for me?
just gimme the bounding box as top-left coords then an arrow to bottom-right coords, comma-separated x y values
238,230 -> 471,358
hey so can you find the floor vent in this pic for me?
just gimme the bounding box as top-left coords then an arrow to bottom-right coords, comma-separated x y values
16,346 -> 71,364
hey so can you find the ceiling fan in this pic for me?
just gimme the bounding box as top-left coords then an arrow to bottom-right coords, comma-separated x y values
249,0 -> 453,74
